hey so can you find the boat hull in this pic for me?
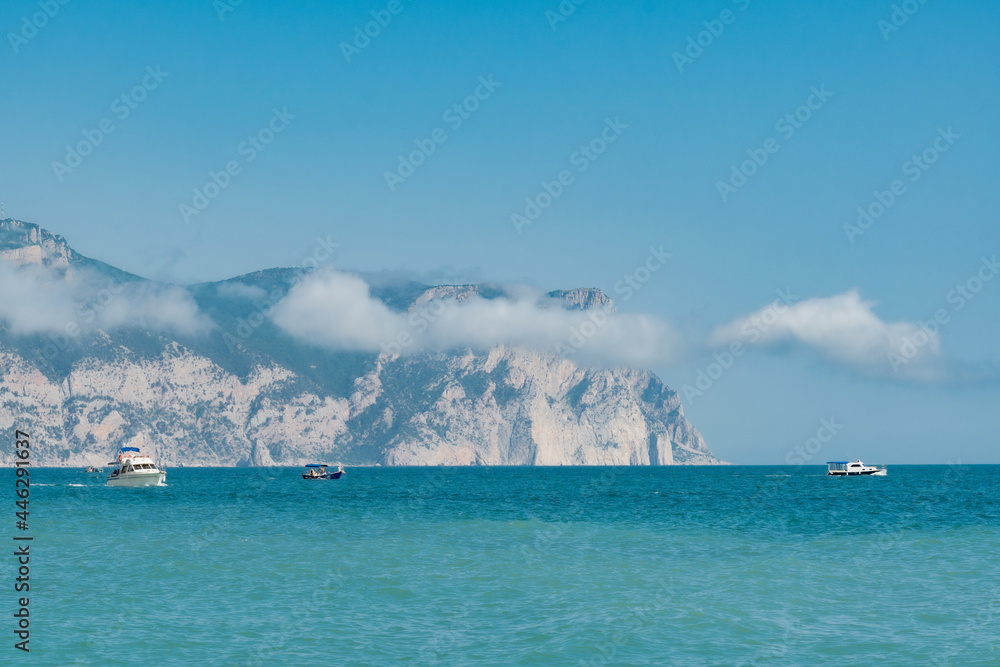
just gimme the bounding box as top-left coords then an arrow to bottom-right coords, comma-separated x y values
107,472 -> 166,487
302,471 -> 343,480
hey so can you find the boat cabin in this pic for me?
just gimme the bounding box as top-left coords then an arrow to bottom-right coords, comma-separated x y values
827,461 -> 850,474
105,446 -> 166,487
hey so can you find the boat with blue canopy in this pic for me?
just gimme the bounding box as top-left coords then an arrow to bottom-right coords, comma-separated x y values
302,464 -> 345,480
106,446 -> 166,486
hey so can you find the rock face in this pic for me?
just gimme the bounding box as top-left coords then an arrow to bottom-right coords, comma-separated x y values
0,219 -> 77,272
365,349 -> 712,466
0,219 -> 719,467
547,288 -> 617,314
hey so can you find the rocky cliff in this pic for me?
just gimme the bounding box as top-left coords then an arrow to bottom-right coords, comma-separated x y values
0,219 -> 718,467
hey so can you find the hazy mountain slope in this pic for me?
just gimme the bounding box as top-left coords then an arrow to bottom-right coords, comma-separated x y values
0,218 -> 719,466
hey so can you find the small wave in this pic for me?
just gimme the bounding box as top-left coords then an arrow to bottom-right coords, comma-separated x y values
33,483 -> 55,486
765,474 -> 792,478
67,483 -> 88,487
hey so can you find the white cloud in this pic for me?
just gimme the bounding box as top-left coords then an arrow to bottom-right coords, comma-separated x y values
96,281 -> 212,336
708,290 -> 943,379
0,263 -> 79,334
270,270 -> 678,366
271,272 -> 404,351
0,262 -> 211,338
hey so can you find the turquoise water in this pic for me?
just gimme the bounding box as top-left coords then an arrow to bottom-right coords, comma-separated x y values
6,465 -> 1000,665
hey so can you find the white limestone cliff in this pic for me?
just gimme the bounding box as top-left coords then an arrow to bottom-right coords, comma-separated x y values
0,218 -> 720,467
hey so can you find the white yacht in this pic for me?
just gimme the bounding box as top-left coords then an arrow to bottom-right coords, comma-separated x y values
106,447 -> 166,487
827,460 -> 887,476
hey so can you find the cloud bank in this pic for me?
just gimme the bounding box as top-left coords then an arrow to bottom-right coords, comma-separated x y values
0,263 -> 211,338
270,270 -> 678,366
4,255 -> 964,382
708,290 -> 943,380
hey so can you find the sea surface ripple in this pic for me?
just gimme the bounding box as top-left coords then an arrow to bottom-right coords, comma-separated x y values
5,465 -> 999,666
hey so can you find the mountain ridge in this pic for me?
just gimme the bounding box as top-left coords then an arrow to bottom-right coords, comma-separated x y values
0,218 -> 720,467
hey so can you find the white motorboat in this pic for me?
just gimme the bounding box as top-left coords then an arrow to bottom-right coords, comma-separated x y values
106,447 -> 166,487
827,460 -> 887,476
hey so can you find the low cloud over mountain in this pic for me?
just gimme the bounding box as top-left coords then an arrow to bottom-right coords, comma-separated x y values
0,219 -> 716,467
270,269 -> 678,367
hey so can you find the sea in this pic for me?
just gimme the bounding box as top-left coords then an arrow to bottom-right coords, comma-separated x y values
6,465 -> 999,666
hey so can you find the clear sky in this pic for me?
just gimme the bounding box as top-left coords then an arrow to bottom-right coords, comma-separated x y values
2,0 -> 998,463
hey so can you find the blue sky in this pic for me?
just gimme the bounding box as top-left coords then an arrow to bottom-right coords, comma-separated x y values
2,0 -> 998,463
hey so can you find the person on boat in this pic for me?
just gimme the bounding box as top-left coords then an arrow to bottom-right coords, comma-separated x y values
309,468 -> 318,477
319,467 -> 326,476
